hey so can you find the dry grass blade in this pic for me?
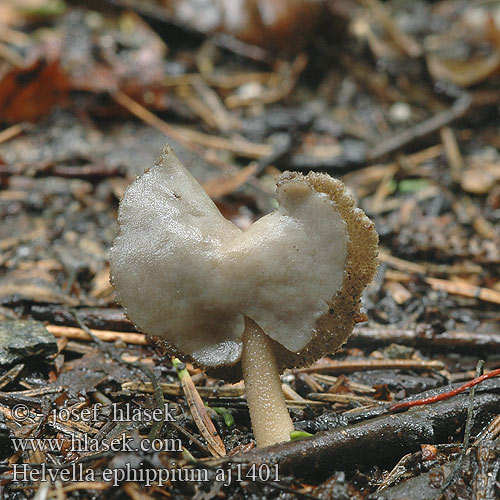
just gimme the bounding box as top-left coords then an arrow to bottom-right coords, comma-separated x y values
173,358 -> 226,458
202,164 -> 257,198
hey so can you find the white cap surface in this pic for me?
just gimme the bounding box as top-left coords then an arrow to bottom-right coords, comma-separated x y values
110,146 -> 348,367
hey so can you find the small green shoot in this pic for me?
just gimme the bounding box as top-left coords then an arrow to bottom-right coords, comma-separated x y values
205,404 -> 234,427
182,447 -> 196,463
290,430 -> 313,440
172,357 -> 189,380
397,178 -> 429,193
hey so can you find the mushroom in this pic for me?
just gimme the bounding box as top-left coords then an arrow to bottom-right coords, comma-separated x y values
110,145 -> 378,448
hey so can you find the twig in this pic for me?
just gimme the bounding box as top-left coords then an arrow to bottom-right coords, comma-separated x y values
209,33 -> 272,63
350,326 -> 500,352
253,133 -> 293,177
425,277 -> 500,305
104,0 -> 272,63
112,90 -> 273,201
162,72 -> 274,89
0,364 -> 24,390
191,76 -> 233,133
433,360 -> 484,500
0,124 -> 26,145
295,358 -> 444,374
197,461 -> 321,500
311,373 -> 375,394
51,482 -> 110,493
202,164 -> 257,198
46,325 -> 147,344
171,421 -> 211,456
474,414 -> 500,444
50,163 -> 121,179
306,393 -> 379,405
375,451 -> 421,492
390,366 -> 499,412
122,482 -> 155,500
0,386 -> 64,398
0,25 -> 30,46
122,381 -> 244,397
378,249 -> 481,275
368,94 -> 472,160
208,387 -> 500,480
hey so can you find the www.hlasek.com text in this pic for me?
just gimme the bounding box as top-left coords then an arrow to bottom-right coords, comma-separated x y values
11,433 -> 182,453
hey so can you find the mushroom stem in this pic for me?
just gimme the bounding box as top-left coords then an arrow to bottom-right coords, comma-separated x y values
241,317 -> 295,447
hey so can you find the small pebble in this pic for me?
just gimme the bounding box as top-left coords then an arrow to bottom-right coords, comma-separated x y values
389,102 -> 412,124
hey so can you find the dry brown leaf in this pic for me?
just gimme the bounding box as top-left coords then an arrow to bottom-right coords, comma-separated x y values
427,15 -> 500,87
0,58 -> 70,123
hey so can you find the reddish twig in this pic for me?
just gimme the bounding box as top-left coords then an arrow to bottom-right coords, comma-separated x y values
390,367 -> 500,412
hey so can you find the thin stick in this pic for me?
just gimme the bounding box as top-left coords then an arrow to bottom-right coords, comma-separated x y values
46,325 -> 148,344
296,358 -> 444,374
368,94 -> 471,160
0,124 -> 25,145
0,364 -> 24,390
390,366 -> 500,412
425,277 -> 500,305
